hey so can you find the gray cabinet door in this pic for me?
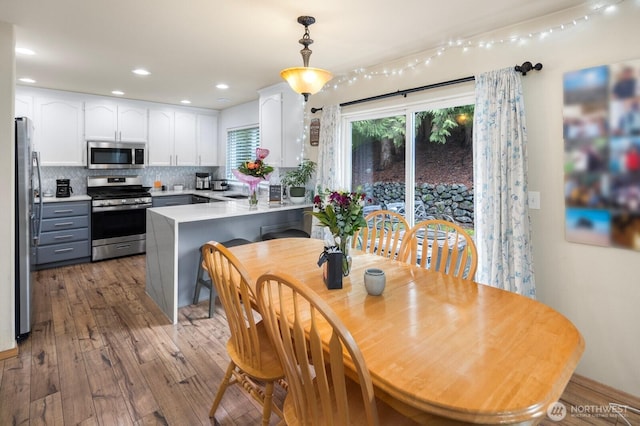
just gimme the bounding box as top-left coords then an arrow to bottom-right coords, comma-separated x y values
152,195 -> 192,207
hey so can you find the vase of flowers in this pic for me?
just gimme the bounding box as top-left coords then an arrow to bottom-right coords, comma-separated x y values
310,189 -> 367,276
232,148 -> 274,209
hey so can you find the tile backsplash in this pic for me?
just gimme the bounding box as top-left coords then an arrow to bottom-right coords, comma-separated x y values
40,166 -> 223,195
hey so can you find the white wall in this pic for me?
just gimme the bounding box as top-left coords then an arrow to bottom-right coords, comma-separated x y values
0,21 -> 16,353
310,3 -> 640,396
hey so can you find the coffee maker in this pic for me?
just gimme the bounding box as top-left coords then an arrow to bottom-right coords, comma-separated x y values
195,173 -> 211,190
55,179 -> 73,198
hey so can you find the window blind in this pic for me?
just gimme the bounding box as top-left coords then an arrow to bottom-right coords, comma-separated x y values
226,126 -> 260,180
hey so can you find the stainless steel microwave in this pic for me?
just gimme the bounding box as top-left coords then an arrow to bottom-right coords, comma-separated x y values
87,141 -> 146,169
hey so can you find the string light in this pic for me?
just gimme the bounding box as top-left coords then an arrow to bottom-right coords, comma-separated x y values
321,0 -> 628,92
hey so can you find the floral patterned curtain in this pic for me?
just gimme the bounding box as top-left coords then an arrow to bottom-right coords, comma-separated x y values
473,68 -> 536,298
312,105 -> 342,239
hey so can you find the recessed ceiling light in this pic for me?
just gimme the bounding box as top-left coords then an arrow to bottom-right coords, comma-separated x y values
19,77 -> 36,83
180,99 -> 191,104
111,90 -> 125,96
132,68 -> 151,76
15,47 -> 36,55
216,97 -> 231,103
216,83 -> 229,90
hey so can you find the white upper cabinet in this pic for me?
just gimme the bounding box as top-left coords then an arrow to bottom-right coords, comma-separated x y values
118,105 -> 148,141
148,108 -> 175,166
15,95 -> 33,119
258,83 -> 304,167
196,113 -> 218,166
33,96 -> 84,166
85,101 -> 148,142
16,87 -> 218,168
174,111 -> 197,166
148,108 -> 219,167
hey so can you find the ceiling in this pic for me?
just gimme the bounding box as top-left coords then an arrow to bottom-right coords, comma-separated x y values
2,0 -> 591,110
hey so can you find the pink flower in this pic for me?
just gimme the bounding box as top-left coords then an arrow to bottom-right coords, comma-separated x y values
256,147 -> 270,160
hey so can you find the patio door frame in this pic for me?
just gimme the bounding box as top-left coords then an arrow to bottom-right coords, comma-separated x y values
341,91 -> 475,228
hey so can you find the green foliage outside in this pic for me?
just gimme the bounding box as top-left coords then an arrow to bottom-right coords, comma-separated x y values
351,105 -> 475,150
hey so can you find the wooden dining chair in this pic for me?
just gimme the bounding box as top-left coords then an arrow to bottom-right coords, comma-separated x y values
398,219 -> 477,280
352,209 -> 408,259
256,271 -> 419,426
201,241 -> 284,426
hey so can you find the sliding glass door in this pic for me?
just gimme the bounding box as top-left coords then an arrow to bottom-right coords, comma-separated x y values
346,95 -> 475,229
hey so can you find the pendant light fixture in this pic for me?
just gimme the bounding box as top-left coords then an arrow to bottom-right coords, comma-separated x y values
280,16 -> 333,102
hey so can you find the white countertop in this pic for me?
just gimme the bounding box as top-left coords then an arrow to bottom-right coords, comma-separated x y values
148,200 -> 312,224
149,189 -> 196,197
38,195 -> 92,203
149,189 -> 245,198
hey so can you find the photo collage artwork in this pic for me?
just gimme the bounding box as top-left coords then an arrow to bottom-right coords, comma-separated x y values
564,58 -> 640,249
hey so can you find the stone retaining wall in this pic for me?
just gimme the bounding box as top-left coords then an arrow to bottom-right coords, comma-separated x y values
361,182 -> 474,225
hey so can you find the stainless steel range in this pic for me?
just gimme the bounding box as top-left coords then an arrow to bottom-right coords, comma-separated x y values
87,176 -> 152,261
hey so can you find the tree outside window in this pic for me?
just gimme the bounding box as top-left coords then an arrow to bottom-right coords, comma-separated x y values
350,105 -> 474,228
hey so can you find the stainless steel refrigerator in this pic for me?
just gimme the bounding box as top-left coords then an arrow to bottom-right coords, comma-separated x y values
15,117 -> 42,341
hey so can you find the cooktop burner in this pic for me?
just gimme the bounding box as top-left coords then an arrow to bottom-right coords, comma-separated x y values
87,175 -> 152,207
88,188 -> 151,200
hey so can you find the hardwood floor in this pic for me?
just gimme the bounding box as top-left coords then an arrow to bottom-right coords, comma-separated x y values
1,255 -> 638,425
0,255 -> 284,425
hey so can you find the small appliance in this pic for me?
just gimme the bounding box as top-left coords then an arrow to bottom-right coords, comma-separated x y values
211,179 -> 229,191
87,140 -> 146,169
195,172 -> 211,190
55,179 -> 73,198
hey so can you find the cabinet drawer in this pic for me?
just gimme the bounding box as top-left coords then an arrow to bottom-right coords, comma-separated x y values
38,228 -> 89,245
37,240 -> 90,264
42,202 -> 90,218
41,215 -> 89,232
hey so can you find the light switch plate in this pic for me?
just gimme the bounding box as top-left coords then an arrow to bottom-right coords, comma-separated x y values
528,191 -> 540,209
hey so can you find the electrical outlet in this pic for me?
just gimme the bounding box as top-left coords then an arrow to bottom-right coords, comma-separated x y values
528,191 -> 540,209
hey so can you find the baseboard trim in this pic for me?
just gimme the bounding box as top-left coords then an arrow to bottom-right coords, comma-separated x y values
0,346 -> 18,361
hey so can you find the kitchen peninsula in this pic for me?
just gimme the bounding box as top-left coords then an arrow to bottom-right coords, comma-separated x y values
145,198 -> 310,323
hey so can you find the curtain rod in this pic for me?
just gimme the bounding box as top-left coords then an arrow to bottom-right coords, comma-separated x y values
310,61 -> 542,113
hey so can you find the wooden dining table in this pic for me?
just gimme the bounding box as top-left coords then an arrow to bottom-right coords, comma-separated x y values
229,238 -> 584,425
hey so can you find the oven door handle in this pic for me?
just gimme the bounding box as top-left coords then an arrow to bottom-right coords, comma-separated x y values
92,204 -> 151,213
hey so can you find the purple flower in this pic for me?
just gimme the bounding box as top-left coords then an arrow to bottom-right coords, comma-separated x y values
310,189 -> 367,245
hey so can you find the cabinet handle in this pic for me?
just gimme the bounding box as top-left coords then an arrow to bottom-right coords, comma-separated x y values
53,209 -> 74,214
116,244 -> 131,250
198,155 -> 201,166
119,131 -> 122,141
175,155 -> 178,165
54,247 -> 74,253
115,131 -> 117,141
53,235 -> 74,240
53,222 -> 74,227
